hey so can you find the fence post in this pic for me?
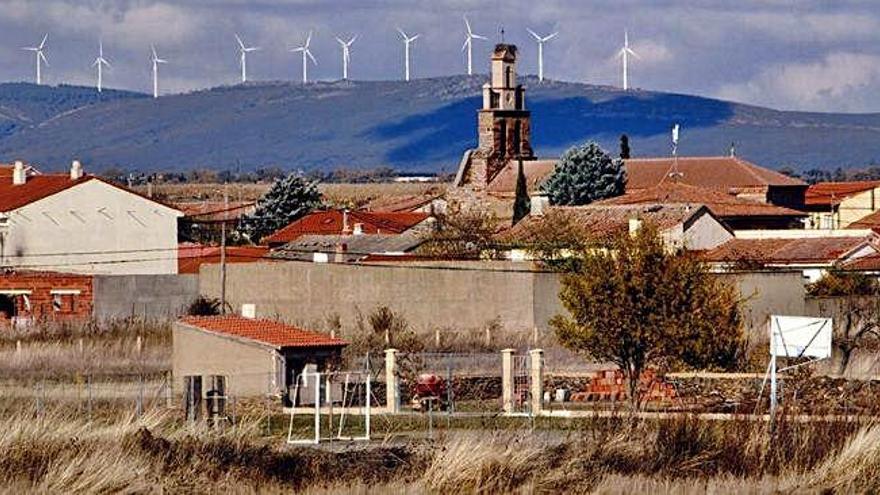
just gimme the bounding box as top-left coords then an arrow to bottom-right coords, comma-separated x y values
165,371 -> 173,408
529,349 -> 544,416
86,374 -> 93,422
384,348 -> 399,413
501,349 -> 515,414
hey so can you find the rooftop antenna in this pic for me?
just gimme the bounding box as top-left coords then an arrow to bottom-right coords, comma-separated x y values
617,30 -> 639,90
462,16 -> 487,76
92,39 -> 111,93
150,44 -> 167,99
729,141 -> 737,157
660,123 -> 684,184
23,34 -> 49,85
396,28 -> 420,81
235,33 -> 260,83
336,34 -> 356,80
290,31 -> 317,84
527,28 -> 558,83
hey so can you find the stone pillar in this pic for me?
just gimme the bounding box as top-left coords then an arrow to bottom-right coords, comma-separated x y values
501,348 -> 515,413
529,349 -> 544,415
384,348 -> 399,413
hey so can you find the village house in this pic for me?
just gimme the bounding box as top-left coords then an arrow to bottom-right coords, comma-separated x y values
177,244 -> 269,274
0,160 -> 182,275
262,209 -> 433,248
803,181 -> 880,230
0,270 -> 93,325
172,314 -> 347,400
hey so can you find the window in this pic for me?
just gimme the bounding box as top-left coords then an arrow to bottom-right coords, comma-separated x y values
50,290 -> 80,313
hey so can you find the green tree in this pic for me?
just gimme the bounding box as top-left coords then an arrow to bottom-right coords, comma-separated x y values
619,134 -> 631,159
512,159 -> 531,225
551,226 -> 744,408
241,174 -> 322,242
542,141 -> 626,206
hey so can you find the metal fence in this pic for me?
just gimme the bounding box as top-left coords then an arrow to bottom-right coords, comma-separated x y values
397,352 -> 504,415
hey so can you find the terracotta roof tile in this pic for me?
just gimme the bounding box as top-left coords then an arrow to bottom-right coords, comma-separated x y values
597,182 -> 806,218
485,159 -> 557,196
849,210 -> 880,229
180,315 -> 347,349
840,253 -> 880,271
805,181 -> 880,206
177,244 -> 269,274
176,201 -> 256,221
624,156 -> 806,191
701,237 -> 871,264
263,210 -> 429,244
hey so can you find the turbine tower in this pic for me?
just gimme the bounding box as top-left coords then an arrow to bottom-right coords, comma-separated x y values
396,28 -> 420,81
92,40 -> 111,93
336,35 -> 356,80
290,31 -> 317,84
462,16 -> 486,76
526,28 -> 557,83
235,33 -> 260,83
617,30 -> 639,91
23,34 -> 49,85
150,45 -> 167,99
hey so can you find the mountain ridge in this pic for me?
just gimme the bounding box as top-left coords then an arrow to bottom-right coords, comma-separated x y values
0,77 -> 878,173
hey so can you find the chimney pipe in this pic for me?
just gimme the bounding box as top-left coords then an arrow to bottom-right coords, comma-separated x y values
70,160 -> 84,180
353,223 -> 364,236
342,209 -> 351,235
334,243 -> 347,263
12,161 -> 25,186
629,217 -> 643,236
529,194 -> 549,217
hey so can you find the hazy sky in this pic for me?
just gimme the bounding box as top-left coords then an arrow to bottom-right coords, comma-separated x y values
2,0 -> 879,113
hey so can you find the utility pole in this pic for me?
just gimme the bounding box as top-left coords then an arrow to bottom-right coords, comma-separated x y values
220,183 -> 228,314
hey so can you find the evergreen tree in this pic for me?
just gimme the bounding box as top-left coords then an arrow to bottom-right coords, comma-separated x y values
512,159 -> 531,225
241,174 -> 322,242
542,142 -> 627,206
619,134 -> 631,159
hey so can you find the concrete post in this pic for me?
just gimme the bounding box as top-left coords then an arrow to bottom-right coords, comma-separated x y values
501,349 -> 515,413
385,348 -> 399,413
529,349 -> 544,415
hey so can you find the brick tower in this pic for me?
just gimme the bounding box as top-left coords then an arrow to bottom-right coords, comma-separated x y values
455,44 -> 535,190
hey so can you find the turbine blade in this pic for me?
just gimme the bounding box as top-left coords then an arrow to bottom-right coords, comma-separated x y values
396,27 -> 407,39
462,37 -> 469,52
349,35 -> 357,44
39,33 -> 48,49
151,44 -> 158,59
411,34 -> 420,41
472,34 -> 487,40
235,33 -> 245,50
291,47 -> 304,52
627,48 -> 640,59
39,52 -> 48,66
305,30 -> 312,47
527,28 -> 540,41
464,16 -> 472,35
336,36 -> 345,45
545,32 -> 558,41
307,50 -> 317,65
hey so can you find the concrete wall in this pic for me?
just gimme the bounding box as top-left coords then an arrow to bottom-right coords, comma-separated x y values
4,179 -> 180,274
93,274 -> 199,320
172,322 -> 279,396
201,260 -> 560,332
201,261 -> 802,340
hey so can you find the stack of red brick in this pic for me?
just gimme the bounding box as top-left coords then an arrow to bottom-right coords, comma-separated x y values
571,368 -> 677,402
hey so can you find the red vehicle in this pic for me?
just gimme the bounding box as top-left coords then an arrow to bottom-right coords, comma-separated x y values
411,373 -> 449,412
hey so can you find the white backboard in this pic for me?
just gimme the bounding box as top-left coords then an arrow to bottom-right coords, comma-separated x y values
769,315 -> 833,359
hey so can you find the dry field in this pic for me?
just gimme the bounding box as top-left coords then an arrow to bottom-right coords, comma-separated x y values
140,182 -> 447,207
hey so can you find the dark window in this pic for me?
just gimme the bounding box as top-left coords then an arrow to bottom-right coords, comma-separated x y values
505,66 -> 512,87
490,91 -> 500,109
497,120 -> 507,156
512,120 -> 522,155
52,293 -> 76,313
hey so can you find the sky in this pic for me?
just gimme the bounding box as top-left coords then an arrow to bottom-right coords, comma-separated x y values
2,0 -> 880,113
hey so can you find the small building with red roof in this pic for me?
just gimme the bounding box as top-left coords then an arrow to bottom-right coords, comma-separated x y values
262,209 -> 432,247
173,314 -> 347,399
804,181 -> 880,230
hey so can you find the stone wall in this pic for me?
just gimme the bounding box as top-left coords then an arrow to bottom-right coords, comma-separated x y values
93,274 -> 199,321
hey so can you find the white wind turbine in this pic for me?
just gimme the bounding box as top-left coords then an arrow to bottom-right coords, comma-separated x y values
235,33 -> 260,83
93,39 -> 111,93
150,44 -> 167,99
335,35 -> 356,80
23,34 -> 49,85
617,30 -> 639,91
290,31 -> 317,84
396,28 -> 419,81
462,16 -> 487,76
526,28 -> 557,83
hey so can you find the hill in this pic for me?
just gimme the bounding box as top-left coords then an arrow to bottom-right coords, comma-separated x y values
0,77 -> 878,173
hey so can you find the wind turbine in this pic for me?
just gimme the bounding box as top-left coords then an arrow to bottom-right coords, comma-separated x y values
396,28 -> 420,81
150,44 -> 167,99
23,34 -> 49,85
92,39 -> 111,93
290,31 -> 316,84
335,35 -> 356,80
526,28 -> 557,83
235,33 -> 260,83
617,30 -> 639,91
462,16 -> 486,76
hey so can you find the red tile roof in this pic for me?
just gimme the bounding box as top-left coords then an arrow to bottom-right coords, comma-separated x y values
176,201 -> 256,222
701,237 -> 872,264
485,159 -> 557,196
596,182 -> 806,218
180,315 -> 347,349
849,210 -> 880,229
839,253 -> 880,271
805,181 -> 880,206
624,156 -> 806,192
0,173 -> 180,213
263,209 -> 430,244
177,244 -> 270,274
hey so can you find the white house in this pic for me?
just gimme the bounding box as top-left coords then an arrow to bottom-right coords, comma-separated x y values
0,161 -> 182,275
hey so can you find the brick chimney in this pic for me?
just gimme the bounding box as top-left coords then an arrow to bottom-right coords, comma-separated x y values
341,209 -> 352,235
353,223 -> 364,235
70,160 -> 84,180
12,161 -> 25,186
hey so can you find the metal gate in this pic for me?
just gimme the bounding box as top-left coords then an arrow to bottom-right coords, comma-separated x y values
510,353 -> 533,416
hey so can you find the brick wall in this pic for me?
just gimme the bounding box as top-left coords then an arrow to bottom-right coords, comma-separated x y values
0,271 -> 93,321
